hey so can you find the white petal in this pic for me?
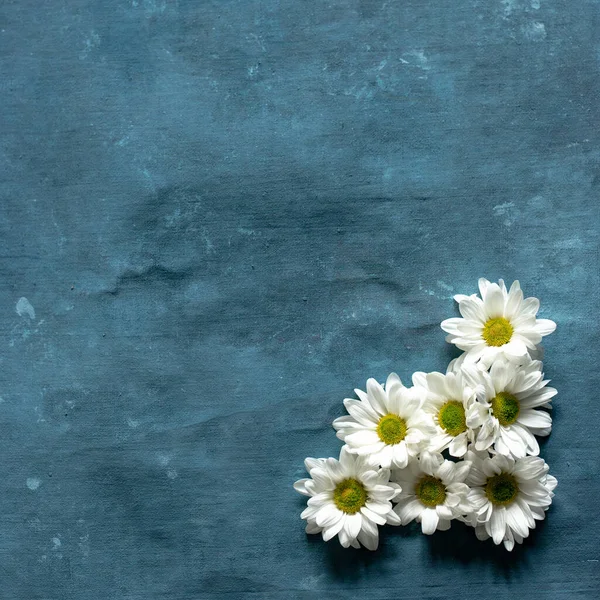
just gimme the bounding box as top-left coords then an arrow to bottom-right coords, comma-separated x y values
503,339 -> 528,357
545,474 -> 558,493
505,283 -> 523,319
441,318 -> 464,335
426,372 -> 450,398
343,399 -> 379,426
412,371 -> 428,388
534,319 -> 556,336
517,409 -> 552,431
448,434 -> 468,457
489,507 -> 507,545
395,498 -> 423,524
386,509 -> 401,526
459,298 -> 486,324
421,508 -> 440,535
316,504 -> 343,528
304,457 -> 324,472
322,515 -> 346,541
506,503 -> 530,538
366,378 -> 388,414
434,459 -> 455,483
520,297 -> 540,315
338,527 -> 351,548
392,443 -> 409,468
478,278 -> 491,300
344,513 -> 362,540
454,293 -> 471,303
357,529 -> 379,551
484,284 -> 505,318
309,468 -> 335,490
386,372 -> 403,390
305,520 -> 322,534
294,479 -> 312,496
436,505 -> 454,520
345,429 -> 381,447
513,456 -> 548,480
360,506 -> 387,525
339,446 -> 356,472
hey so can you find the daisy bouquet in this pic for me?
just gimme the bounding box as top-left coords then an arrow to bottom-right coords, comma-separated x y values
294,278 -> 557,551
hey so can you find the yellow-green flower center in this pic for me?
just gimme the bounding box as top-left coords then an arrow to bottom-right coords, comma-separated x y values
482,317 -> 514,347
438,400 -> 467,437
485,473 -> 519,506
415,475 -> 446,507
491,391 -> 520,426
377,414 -> 407,445
333,478 -> 368,514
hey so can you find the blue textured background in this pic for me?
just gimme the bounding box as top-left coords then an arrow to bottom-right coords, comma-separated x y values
1,1 -> 599,598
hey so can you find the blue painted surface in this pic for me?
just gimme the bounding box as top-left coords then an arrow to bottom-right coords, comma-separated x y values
1,1 -> 599,598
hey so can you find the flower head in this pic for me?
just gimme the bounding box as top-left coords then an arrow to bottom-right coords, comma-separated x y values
441,278 -> 556,367
294,447 -> 401,550
392,452 -> 472,534
464,359 -> 555,458
413,369 -> 478,457
333,374 -> 434,468
464,450 -> 556,550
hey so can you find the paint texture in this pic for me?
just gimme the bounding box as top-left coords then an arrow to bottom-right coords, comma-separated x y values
0,0 -> 599,598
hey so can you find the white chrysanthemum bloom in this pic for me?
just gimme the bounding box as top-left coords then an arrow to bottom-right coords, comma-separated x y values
293,447 -> 401,550
463,358 -> 555,458
464,450 -> 557,551
441,278 -> 556,367
392,452 -> 472,534
332,374 -> 435,469
412,369 -> 478,457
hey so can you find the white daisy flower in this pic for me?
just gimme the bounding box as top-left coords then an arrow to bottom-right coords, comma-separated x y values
332,374 -> 435,469
463,358 -> 555,458
293,446 -> 401,550
464,451 -> 557,551
441,278 -> 556,367
412,369 -> 478,457
392,452 -> 472,534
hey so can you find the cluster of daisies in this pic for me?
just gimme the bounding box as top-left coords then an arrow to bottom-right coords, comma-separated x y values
294,279 -> 557,551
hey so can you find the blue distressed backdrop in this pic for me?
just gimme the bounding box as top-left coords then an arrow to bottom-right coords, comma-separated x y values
1,1 -> 599,598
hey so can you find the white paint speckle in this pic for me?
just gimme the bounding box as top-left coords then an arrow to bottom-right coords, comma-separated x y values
404,49 -> 430,71
522,21 -> 546,41
126,417 -> 140,428
52,537 -> 61,550
80,31 -> 101,60
418,282 -> 454,300
436,280 -> 454,292
167,468 -> 178,480
157,453 -> 171,467
16,297 -> 35,320
26,477 -> 41,491
493,202 -> 520,227
531,0 -> 541,9
502,0 -> 517,16
237,227 -> 256,236
203,228 -> 215,254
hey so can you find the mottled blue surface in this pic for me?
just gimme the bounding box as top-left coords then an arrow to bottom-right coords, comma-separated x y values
1,0 -> 599,598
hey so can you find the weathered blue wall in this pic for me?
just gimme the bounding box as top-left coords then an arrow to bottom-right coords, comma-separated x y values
0,1 -> 598,598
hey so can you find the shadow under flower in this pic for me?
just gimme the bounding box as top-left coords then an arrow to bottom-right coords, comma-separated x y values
425,518 -> 550,578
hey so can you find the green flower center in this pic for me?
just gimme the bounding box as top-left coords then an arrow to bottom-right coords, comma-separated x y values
377,414 -> 407,445
438,400 -> 467,437
415,475 -> 447,507
491,391 -> 520,426
485,473 -> 519,506
333,478 -> 368,514
482,317 -> 514,347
